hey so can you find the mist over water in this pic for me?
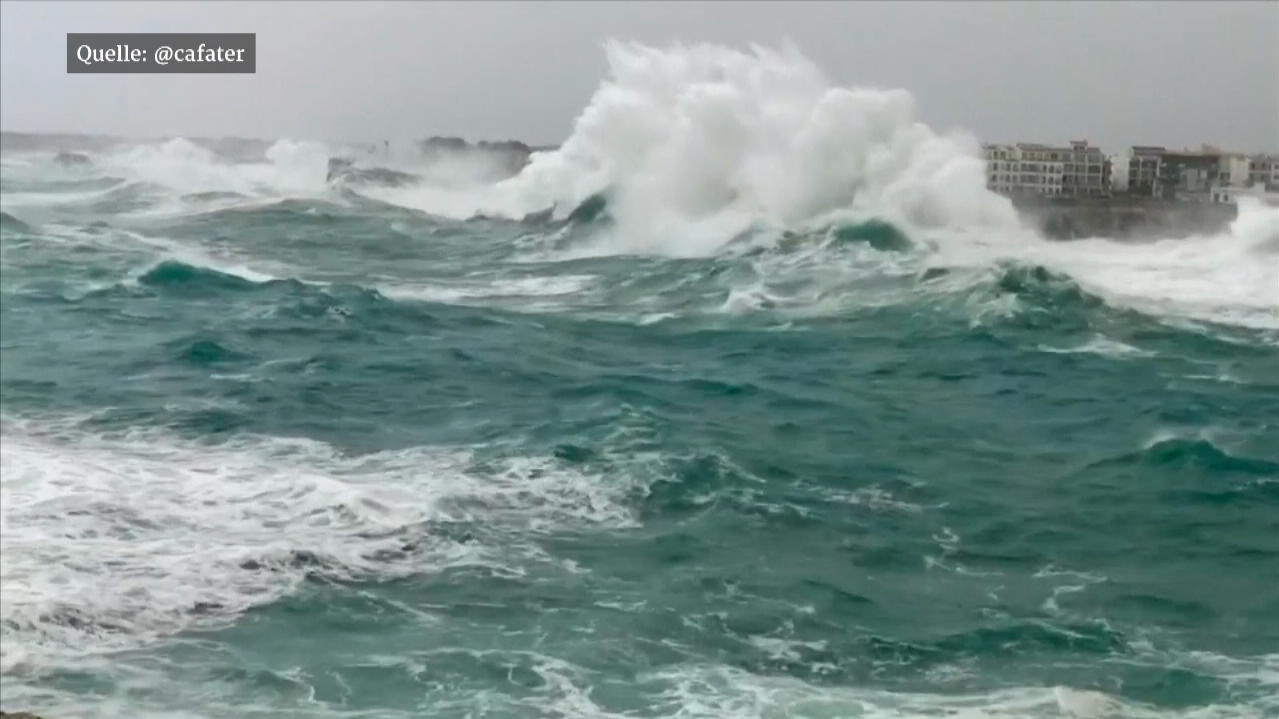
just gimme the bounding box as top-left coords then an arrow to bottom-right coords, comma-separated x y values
2,43 -> 1278,719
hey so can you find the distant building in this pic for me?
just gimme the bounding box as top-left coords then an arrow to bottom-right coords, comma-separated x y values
1151,146 -> 1279,202
986,141 -> 1278,203
1210,154 -> 1279,204
1126,146 -> 1165,198
1061,140 -> 1108,197
1159,148 -> 1223,201
1247,154 -> 1279,190
1216,154 -> 1251,188
982,140 -> 1108,198
984,143 -> 1055,197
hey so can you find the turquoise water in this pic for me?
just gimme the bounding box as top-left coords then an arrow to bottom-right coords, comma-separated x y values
1,139 -> 1278,719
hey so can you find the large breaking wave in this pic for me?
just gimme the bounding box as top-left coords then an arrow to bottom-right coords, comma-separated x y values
4,41 -> 1279,719
3,41 -> 1276,331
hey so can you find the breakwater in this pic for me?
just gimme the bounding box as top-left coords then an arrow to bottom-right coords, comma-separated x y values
1013,197 -> 1239,240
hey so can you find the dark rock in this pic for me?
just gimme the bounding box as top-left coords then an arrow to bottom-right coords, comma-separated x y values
327,137 -> 560,186
53,151 -> 92,167
416,136 -> 552,178
520,207 -> 556,225
191,601 -> 225,614
326,157 -> 421,187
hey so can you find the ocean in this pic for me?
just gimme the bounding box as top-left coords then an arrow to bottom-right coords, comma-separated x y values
1,44 -> 1277,719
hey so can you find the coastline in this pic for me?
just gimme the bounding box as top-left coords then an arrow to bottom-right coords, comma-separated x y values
1010,195 -> 1240,240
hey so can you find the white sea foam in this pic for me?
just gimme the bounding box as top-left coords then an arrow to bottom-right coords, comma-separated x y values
7,43 -> 1273,330
504,661 -> 1279,719
0,415 -> 640,673
380,41 -> 1024,258
371,40 -> 1274,331
100,138 -> 332,200
1037,335 -> 1155,359
4,651 -> 1274,719
1021,199 -> 1279,331
379,273 -> 598,306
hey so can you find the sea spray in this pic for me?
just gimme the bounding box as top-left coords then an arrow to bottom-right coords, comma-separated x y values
474,41 -> 1023,254
2,44 -> 1278,717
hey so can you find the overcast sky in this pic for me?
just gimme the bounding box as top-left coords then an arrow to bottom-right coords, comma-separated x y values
1,1 -> 1276,153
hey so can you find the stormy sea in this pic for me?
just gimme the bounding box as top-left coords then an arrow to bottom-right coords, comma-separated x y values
2,44 -> 1277,719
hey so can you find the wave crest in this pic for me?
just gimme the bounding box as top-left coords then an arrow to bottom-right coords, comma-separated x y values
371,42 -> 1020,256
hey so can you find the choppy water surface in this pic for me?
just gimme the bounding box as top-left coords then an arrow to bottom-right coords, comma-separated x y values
2,43 -> 1278,719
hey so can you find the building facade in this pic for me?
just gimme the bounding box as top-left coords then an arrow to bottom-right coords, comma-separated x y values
1247,155 -> 1279,190
1126,146 -> 1165,198
986,142 -> 1276,204
1159,150 -> 1223,201
983,141 -> 1108,198
1216,154 -> 1251,187
1061,140 -> 1108,197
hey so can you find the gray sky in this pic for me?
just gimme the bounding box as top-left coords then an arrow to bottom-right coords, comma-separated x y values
2,1 -> 1277,153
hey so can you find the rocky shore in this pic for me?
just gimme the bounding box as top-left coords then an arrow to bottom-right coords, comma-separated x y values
1012,196 -> 1239,240
321,139 -> 1248,243
327,135 -> 559,187
416,135 -> 556,177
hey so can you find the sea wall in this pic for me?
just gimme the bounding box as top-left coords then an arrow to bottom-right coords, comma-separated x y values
1012,197 -> 1238,240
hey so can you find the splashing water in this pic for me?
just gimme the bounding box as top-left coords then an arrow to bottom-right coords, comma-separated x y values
2,41 -> 1278,719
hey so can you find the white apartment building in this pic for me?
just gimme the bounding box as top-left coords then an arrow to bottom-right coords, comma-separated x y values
983,141 -> 1107,198
1248,155 -> 1279,190
1208,154 -> 1276,205
984,143 -> 1063,197
1218,155 -> 1251,187
1062,140 -> 1108,196
1127,146 -> 1164,197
